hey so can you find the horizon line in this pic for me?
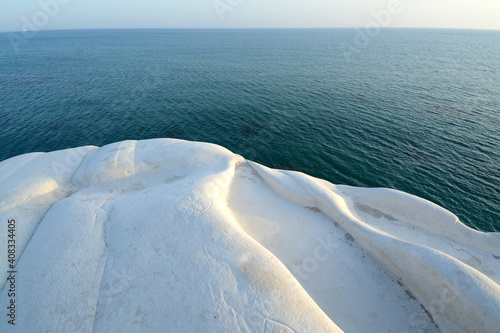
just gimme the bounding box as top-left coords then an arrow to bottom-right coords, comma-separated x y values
2,26 -> 500,34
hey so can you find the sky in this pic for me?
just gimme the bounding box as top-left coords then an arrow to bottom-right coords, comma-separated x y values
0,0 -> 499,32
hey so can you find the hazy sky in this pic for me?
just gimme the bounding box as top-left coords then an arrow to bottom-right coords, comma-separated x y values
1,0 -> 499,32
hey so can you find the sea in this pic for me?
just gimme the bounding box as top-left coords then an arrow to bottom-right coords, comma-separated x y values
0,28 -> 499,232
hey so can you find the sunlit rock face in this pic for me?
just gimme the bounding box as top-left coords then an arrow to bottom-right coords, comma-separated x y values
1,139 -> 499,333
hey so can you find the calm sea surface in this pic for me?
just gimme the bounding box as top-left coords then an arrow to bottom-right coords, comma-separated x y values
0,29 -> 499,232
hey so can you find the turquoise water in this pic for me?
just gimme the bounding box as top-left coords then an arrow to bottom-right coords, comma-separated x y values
0,29 -> 499,232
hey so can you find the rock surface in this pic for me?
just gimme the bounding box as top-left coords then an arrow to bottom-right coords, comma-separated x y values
1,139 -> 499,332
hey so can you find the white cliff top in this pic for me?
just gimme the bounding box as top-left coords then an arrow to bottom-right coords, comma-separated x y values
1,139 -> 499,332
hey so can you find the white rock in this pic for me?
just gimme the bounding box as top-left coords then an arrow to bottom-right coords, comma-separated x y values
0,139 -> 498,332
